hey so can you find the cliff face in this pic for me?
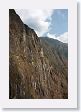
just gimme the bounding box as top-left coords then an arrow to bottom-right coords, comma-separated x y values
9,9 -> 68,99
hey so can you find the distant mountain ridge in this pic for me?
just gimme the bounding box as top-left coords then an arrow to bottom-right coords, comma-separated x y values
40,37 -> 68,64
9,9 -> 68,99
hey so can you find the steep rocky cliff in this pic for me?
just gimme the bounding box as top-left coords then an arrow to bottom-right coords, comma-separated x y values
9,9 -> 68,99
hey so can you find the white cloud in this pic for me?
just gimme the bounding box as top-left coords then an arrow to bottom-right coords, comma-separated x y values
15,9 -> 53,36
47,32 -> 68,43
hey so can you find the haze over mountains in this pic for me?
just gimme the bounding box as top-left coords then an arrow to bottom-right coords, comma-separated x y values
9,9 -> 68,99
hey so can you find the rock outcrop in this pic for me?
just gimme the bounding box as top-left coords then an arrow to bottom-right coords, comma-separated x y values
9,9 -> 68,99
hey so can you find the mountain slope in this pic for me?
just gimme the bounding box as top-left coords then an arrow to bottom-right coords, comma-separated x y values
40,37 -> 68,67
40,37 -> 68,59
9,9 -> 68,99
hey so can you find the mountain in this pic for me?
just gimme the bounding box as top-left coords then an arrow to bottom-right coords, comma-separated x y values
40,37 -> 68,59
40,37 -> 68,67
9,9 -> 68,99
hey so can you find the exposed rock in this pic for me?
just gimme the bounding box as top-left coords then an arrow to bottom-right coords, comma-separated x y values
9,9 -> 68,99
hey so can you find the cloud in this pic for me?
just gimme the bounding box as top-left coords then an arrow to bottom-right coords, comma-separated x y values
15,9 -> 53,36
47,32 -> 68,43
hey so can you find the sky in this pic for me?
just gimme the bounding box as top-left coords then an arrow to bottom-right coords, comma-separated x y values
15,9 -> 68,43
